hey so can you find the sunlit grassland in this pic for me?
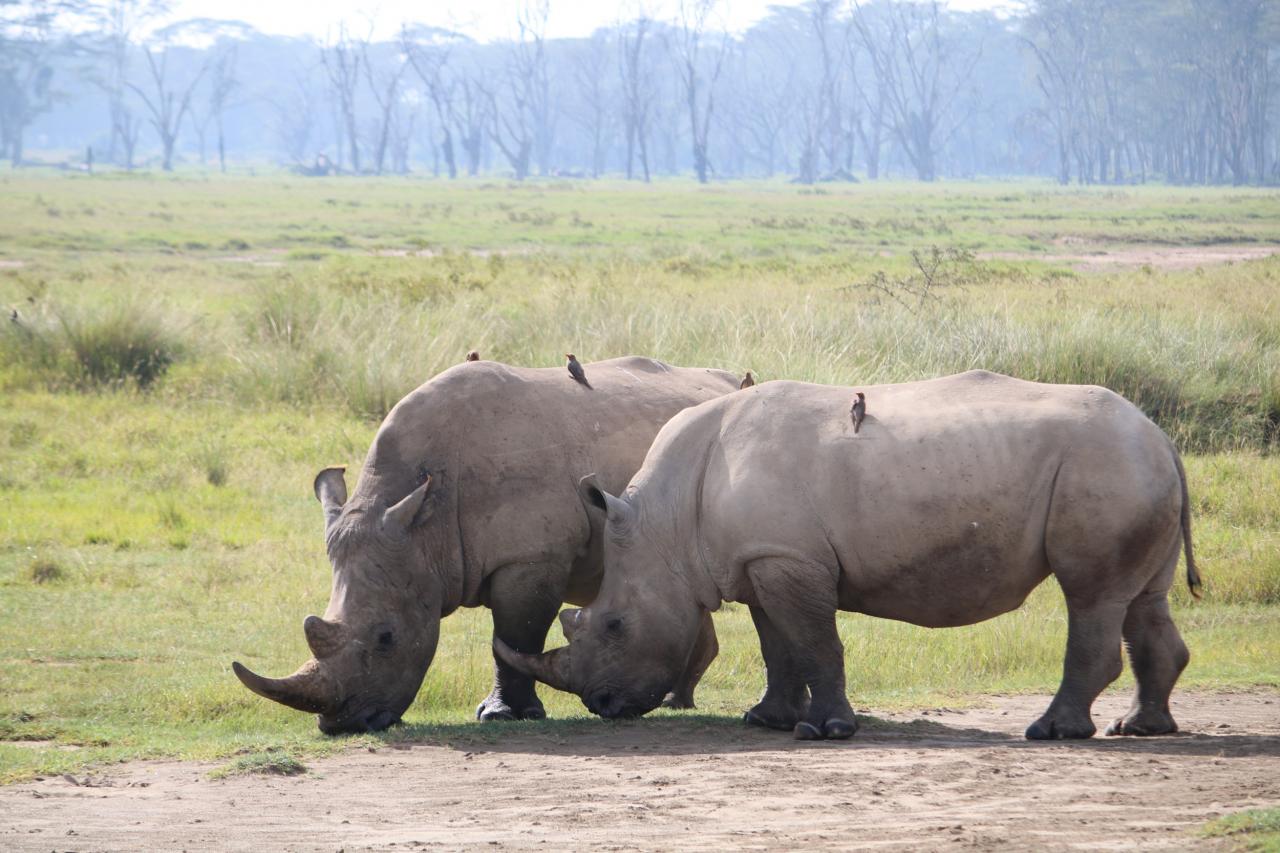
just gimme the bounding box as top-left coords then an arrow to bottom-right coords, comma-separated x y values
0,174 -> 1277,783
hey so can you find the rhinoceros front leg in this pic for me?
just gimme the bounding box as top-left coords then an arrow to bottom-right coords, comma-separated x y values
477,564 -> 567,722
743,604 -> 810,731
747,557 -> 856,741
660,610 -> 719,710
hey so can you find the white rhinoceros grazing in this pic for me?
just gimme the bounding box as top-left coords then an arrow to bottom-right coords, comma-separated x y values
233,356 -> 740,733
498,370 -> 1202,741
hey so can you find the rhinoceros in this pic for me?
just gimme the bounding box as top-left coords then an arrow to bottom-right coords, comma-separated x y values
233,356 -> 740,733
497,371 -> 1202,741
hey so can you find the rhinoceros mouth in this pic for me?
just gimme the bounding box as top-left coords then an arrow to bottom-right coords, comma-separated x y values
585,689 -> 648,720
318,707 -> 402,735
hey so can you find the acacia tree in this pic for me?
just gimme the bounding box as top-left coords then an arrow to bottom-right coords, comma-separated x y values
128,45 -> 206,170
0,0 -> 64,165
674,0 -> 729,183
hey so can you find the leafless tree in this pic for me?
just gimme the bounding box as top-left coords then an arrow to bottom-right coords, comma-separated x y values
128,46 -> 206,171
403,25 -> 460,178
320,24 -> 365,172
363,41 -> 408,175
852,0 -> 982,182
269,70 -> 319,168
674,0 -> 729,183
487,1 -> 554,179
569,31 -> 616,178
618,14 -> 658,181
191,45 -> 237,172
91,0 -> 167,168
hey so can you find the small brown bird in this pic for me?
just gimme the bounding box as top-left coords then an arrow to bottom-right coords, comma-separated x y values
465,350 -> 480,362
851,392 -> 866,434
566,353 -> 591,388
740,371 -> 755,389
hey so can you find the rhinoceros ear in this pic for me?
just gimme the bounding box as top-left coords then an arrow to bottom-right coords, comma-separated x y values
577,474 -> 634,528
382,476 -> 432,534
314,466 -> 347,530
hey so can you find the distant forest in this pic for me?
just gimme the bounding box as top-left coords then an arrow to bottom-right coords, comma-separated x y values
2,0 -> 1277,184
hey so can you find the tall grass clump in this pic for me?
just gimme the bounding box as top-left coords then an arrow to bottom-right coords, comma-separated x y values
232,278 -> 479,419
1,298 -> 185,390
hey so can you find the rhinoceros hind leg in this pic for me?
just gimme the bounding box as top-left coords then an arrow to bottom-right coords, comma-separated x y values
1027,599 -> 1126,740
743,605 -> 810,730
747,559 -> 856,741
1105,589 -> 1187,737
661,610 -> 719,710
478,563 -> 567,722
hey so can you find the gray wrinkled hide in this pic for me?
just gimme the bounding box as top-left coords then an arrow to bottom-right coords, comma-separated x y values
519,370 -> 1196,741
237,356 -> 739,733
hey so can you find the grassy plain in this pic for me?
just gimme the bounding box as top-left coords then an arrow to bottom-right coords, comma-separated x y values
1,173 -> 1278,783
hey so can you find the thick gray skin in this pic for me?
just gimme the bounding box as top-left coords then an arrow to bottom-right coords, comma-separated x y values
233,356 -> 738,733
499,371 -> 1200,741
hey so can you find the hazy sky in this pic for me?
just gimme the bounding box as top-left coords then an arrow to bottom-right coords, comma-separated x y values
161,0 -> 1015,42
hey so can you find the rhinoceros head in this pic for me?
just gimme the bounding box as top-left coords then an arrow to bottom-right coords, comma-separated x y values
496,474 -> 703,719
233,467 -> 441,734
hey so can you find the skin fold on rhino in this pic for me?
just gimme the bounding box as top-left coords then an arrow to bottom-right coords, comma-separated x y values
498,370 -> 1203,741
233,356 -> 740,734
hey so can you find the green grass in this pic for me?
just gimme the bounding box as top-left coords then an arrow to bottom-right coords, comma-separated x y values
208,749 -> 307,780
0,174 -> 1277,784
1204,808 -> 1280,852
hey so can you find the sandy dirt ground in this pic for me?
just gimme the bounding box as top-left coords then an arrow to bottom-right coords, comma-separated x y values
979,244 -> 1280,271
2,692 -> 1277,852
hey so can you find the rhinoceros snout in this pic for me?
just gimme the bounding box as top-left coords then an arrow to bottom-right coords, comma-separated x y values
317,708 -> 401,735
587,690 -> 644,720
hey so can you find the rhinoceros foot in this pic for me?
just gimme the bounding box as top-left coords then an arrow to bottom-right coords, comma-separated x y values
1104,709 -> 1177,737
1025,712 -> 1097,740
743,705 -> 801,732
475,695 -> 547,722
792,717 -> 857,741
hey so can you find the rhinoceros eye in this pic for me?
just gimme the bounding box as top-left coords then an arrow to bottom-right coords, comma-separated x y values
604,616 -> 623,634
377,631 -> 395,647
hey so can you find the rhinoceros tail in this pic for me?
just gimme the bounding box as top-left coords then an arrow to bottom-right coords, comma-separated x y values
1170,441 -> 1202,599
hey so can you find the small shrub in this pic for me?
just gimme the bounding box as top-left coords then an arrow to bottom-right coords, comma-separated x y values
28,557 -> 64,584
58,303 -> 182,389
157,499 -> 187,530
209,750 -> 306,780
190,436 -> 231,486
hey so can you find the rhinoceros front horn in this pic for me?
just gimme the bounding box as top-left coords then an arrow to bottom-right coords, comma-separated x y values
493,639 -> 575,694
232,659 -> 333,714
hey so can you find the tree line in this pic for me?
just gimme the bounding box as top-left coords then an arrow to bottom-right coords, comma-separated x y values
2,0 -> 1278,184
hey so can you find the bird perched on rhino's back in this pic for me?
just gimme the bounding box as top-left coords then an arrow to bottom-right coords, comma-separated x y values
566,354 -> 592,389
740,371 -> 755,390
851,392 -> 866,433
466,350 -> 480,362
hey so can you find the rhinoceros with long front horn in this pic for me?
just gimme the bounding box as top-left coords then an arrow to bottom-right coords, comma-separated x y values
498,370 -> 1202,741
233,356 -> 740,733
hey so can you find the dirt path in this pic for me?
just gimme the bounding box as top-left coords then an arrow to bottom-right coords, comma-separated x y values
979,244 -> 1280,271
2,692 -> 1277,852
